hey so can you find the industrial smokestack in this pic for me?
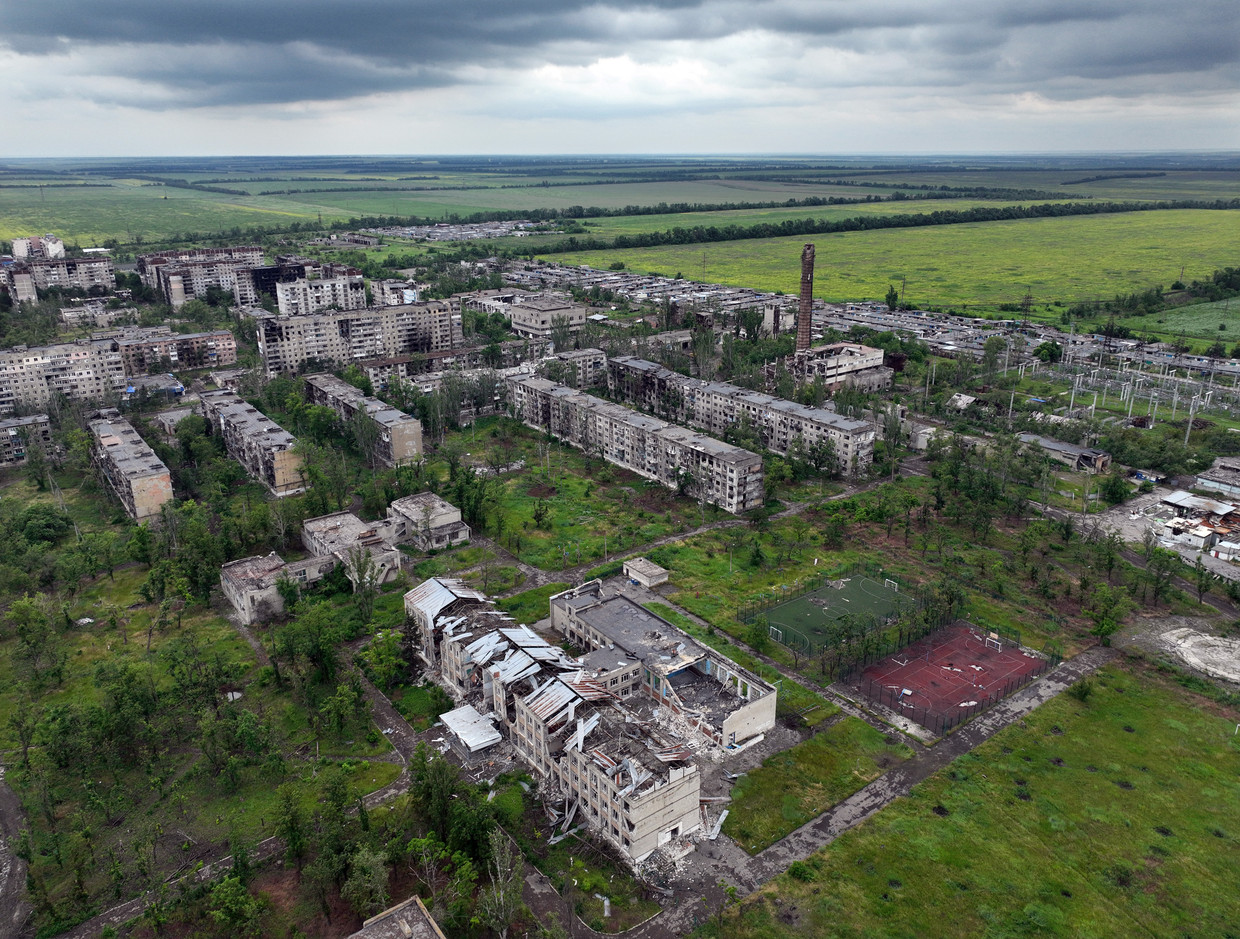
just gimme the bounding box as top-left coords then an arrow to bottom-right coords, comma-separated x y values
797,243 -> 815,352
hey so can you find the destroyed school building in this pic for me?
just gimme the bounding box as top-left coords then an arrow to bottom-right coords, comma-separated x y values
88,409 -> 173,520
406,577 -> 775,863
304,373 -> 423,467
222,493 -> 469,624
607,355 -> 875,474
509,375 -> 765,514
198,390 -> 304,497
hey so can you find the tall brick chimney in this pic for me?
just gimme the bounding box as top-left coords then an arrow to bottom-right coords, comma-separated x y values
797,243 -> 815,352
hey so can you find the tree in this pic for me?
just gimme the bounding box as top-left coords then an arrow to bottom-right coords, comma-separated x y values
1033,341 -> 1063,363
350,408 -> 382,469
209,875 -> 265,936
1098,472 -> 1131,505
1193,556 -> 1216,604
885,284 -> 899,310
342,844 -> 390,917
478,829 -> 523,939
549,313 -> 574,352
343,544 -> 381,622
746,616 -> 771,655
276,784 -> 307,868
1083,583 -> 1133,644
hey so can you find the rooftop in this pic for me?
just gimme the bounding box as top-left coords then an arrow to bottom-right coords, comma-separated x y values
220,552 -> 287,589
88,412 -> 170,480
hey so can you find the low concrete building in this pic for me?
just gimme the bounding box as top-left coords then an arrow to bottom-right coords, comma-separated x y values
346,895 -> 446,939
622,557 -> 669,588
791,341 -> 892,392
385,492 -> 471,551
507,296 -> 587,341
1196,460 -> 1240,500
1018,434 -> 1111,473
302,511 -> 402,588
0,414 -> 51,466
88,410 -> 173,520
199,390 -> 304,496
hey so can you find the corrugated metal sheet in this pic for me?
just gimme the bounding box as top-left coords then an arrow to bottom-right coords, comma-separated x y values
404,577 -> 487,624
441,704 -> 502,752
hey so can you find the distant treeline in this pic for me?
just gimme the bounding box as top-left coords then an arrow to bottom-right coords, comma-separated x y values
1061,172 -> 1168,185
0,183 -> 114,189
535,199 -> 1240,254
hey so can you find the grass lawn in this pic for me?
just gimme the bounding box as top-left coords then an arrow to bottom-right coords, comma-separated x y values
724,717 -> 914,853
714,663 -> 1240,938
497,582 -> 571,626
552,208 -> 1240,311
389,681 -> 455,732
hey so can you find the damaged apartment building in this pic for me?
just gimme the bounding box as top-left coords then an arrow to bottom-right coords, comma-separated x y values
222,493 -> 469,624
404,576 -> 776,863
88,409 -> 173,521
508,375 -> 764,514
607,355 -> 875,475
199,390 -> 305,497
304,373 -> 423,466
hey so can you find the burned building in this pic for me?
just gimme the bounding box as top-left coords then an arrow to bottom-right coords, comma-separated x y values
385,492 -> 471,552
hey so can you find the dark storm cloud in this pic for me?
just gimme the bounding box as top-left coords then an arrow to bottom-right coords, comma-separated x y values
2,0 -> 1237,109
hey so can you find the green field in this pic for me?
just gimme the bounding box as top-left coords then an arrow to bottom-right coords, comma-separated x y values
1112,296 -> 1240,344
724,718 -> 914,853
713,664 -> 1240,938
554,208 -> 1240,308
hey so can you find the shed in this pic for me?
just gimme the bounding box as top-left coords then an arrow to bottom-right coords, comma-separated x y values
623,557 -> 669,588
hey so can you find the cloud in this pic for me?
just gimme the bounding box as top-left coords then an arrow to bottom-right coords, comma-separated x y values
0,1 -> 1237,153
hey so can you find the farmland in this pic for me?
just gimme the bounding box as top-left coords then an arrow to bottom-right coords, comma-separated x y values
554,208 -> 1240,311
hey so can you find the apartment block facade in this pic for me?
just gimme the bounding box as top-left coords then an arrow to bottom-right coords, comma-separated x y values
3,255 -> 115,303
88,410 -> 173,520
0,414 -> 52,466
112,329 -> 239,375
607,355 -> 875,474
508,296 -> 588,341
509,376 -> 764,514
0,340 -> 126,416
137,246 -> 266,307
254,302 -> 462,377
303,373 -> 422,466
198,390 -> 304,496
274,270 -> 366,316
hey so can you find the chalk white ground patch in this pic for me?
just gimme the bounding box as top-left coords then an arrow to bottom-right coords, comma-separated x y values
1160,628 -> 1240,684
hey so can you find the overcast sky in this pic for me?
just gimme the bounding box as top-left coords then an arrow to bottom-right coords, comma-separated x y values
2,0 -> 1238,156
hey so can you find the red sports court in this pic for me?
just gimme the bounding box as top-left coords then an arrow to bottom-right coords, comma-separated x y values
856,622 -> 1049,731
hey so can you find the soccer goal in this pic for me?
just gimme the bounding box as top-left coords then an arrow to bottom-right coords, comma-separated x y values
984,631 -> 1003,652
768,624 -> 784,643
884,578 -> 899,592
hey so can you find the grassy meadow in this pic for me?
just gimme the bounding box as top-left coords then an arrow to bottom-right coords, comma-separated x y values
710,663 -> 1240,939
553,208 -> 1240,310
724,718 -> 914,853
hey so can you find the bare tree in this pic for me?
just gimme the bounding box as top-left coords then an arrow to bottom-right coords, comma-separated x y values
478,829 -> 523,939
